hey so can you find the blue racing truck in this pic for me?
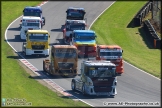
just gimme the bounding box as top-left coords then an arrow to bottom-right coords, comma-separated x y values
71,30 -> 97,57
22,6 -> 45,27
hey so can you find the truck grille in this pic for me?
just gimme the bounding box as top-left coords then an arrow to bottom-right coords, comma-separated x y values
34,51 -> 43,53
106,59 -> 118,62
91,77 -> 115,86
32,45 -> 45,50
58,62 -> 74,69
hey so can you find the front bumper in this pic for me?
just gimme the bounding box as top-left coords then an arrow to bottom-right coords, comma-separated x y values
85,85 -> 117,96
25,49 -> 49,56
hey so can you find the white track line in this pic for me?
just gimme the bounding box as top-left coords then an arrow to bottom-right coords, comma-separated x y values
88,1 -> 160,81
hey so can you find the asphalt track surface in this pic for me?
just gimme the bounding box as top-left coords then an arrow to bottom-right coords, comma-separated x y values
6,1 -> 161,107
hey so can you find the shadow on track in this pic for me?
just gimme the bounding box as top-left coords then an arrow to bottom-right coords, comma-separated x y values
29,70 -> 77,79
62,90 -> 115,99
7,26 -> 21,31
51,25 -> 65,32
5,35 -> 24,42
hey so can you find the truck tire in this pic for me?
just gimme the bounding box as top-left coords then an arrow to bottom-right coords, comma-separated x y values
43,61 -> 45,72
71,80 -> 76,91
22,42 -> 27,56
42,17 -> 45,25
82,84 -> 88,96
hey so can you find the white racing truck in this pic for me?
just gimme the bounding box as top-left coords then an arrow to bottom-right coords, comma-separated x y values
22,6 -> 45,27
20,16 -> 42,40
71,60 -> 117,97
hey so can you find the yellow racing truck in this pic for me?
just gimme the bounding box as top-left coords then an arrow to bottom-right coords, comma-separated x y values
43,45 -> 78,76
22,30 -> 50,57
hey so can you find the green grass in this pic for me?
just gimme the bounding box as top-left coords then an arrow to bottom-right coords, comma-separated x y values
2,1 -> 89,107
91,1 -> 161,78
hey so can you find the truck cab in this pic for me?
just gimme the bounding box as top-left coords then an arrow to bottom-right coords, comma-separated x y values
72,30 -> 97,57
63,20 -> 87,44
20,16 -> 42,40
96,45 -> 124,74
22,30 -> 50,56
43,45 -> 78,76
22,6 -> 45,26
71,60 -> 117,97
66,7 -> 86,20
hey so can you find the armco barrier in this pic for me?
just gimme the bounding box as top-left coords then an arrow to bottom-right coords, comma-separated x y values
134,1 -> 152,26
143,20 -> 161,49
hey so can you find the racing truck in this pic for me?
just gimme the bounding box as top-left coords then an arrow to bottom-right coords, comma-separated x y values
66,7 -> 86,20
20,16 -> 42,40
22,6 -> 45,27
63,19 -> 86,44
71,60 -> 117,97
43,45 -> 78,76
22,30 -> 50,56
71,30 -> 97,58
96,45 -> 124,74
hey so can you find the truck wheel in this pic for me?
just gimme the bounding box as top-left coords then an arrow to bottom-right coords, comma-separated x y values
42,17 -> 45,25
71,80 -> 76,91
43,61 -> 45,72
109,95 -> 115,98
82,84 -> 87,96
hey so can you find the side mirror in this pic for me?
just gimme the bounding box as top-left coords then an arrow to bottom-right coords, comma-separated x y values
66,11 -> 67,13
49,35 -> 50,38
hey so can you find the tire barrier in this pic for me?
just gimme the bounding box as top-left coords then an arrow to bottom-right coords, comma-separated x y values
143,20 -> 161,49
133,1 -> 152,27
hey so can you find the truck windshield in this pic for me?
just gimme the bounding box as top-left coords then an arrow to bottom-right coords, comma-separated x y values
75,36 -> 95,40
74,33 -> 96,40
55,49 -> 77,58
66,24 -> 85,31
88,66 -> 116,77
100,52 -> 122,56
68,12 -> 83,17
23,12 -> 41,17
28,33 -> 48,41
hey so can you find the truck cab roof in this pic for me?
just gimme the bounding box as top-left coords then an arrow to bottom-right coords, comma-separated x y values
27,30 -> 49,34
73,30 -> 95,34
66,19 -> 86,24
23,6 -> 42,12
97,45 -> 122,49
22,16 -> 41,20
67,7 -> 85,11
83,60 -> 116,67
52,45 -> 77,49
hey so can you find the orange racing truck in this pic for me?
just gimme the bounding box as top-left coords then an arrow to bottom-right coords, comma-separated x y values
43,45 -> 78,76
96,45 -> 124,74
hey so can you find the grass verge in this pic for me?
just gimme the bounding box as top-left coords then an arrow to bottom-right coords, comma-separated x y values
91,1 -> 161,78
1,1 -> 90,107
